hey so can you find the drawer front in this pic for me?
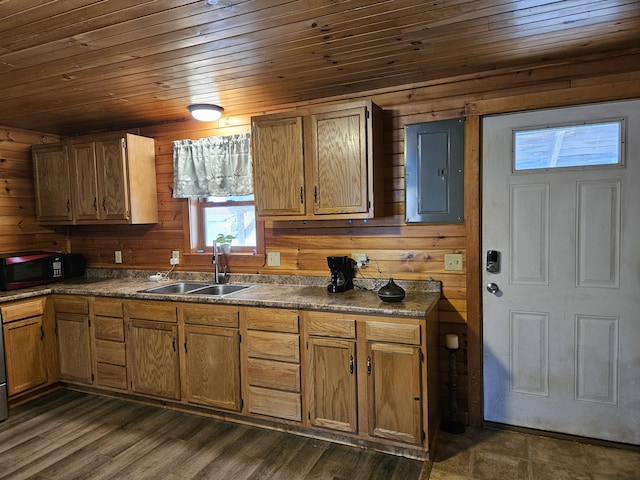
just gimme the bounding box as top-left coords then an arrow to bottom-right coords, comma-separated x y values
127,300 -> 177,323
94,298 -> 123,318
245,330 -> 300,363
96,363 -> 127,390
246,357 -> 300,392
94,316 -> 125,342
0,298 -> 44,323
181,304 -> 238,328
365,321 -> 421,345
54,296 -> 89,314
244,308 -> 299,333
247,386 -> 301,422
95,339 -> 126,365
305,311 -> 356,339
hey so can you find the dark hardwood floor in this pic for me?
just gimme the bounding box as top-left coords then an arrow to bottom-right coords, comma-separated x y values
0,390 -> 426,480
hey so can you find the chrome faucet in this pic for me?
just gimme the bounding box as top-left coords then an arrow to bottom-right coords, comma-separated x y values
212,240 -> 221,284
212,240 -> 227,284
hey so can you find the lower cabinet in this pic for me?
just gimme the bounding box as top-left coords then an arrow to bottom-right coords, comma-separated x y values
180,304 -> 241,411
93,297 -> 127,391
243,307 -> 302,422
55,296 -> 93,385
127,300 -> 180,400
305,313 -> 358,433
304,311 -> 427,448
1,297 -> 50,395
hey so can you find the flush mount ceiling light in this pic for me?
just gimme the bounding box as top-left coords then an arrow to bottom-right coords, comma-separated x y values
188,104 -> 224,122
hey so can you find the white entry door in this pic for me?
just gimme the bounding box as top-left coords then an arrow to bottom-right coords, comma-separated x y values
482,100 -> 640,444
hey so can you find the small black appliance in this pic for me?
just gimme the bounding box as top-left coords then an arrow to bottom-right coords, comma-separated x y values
327,256 -> 356,293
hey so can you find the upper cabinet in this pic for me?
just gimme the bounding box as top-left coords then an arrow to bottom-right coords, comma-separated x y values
33,133 -> 158,225
252,100 -> 384,221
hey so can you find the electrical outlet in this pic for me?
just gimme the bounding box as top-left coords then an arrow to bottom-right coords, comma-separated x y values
267,252 -> 280,266
115,251 -> 122,264
171,250 -> 180,265
351,253 -> 368,268
444,253 -> 463,271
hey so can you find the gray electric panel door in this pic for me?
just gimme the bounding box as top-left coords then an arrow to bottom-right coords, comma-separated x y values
405,118 -> 464,223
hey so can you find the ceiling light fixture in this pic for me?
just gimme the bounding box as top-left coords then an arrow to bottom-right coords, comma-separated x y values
188,104 -> 224,122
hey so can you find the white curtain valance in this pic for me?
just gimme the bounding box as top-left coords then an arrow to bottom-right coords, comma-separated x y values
172,133 -> 252,198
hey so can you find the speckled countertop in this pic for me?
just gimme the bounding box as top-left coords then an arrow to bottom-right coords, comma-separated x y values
0,270 -> 441,318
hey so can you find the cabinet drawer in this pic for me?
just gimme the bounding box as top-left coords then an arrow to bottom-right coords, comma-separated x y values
94,316 -> 125,342
94,298 -> 123,318
0,298 -> 44,323
181,304 -> 238,328
246,330 -> 300,363
366,321 -> 421,345
96,363 -> 127,390
127,300 -> 177,323
247,386 -> 302,422
244,308 -> 298,333
95,339 -> 126,365
246,357 -> 300,392
305,311 -> 356,339
54,296 -> 89,314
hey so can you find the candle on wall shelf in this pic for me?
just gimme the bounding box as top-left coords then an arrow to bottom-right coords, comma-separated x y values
445,334 -> 459,350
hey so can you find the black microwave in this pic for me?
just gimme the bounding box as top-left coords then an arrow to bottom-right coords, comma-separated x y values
0,251 -> 65,291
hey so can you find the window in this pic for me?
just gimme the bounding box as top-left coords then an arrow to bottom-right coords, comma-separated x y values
190,195 -> 258,253
513,120 -> 624,171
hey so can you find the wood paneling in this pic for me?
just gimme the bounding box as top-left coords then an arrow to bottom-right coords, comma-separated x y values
0,128 -> 68,254
0,2 -> 638,135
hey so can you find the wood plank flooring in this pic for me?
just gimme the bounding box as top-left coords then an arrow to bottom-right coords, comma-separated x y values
0,389 -> 426,480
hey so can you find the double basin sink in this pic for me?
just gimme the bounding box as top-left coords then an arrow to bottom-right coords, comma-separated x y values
141,282 -> 251,297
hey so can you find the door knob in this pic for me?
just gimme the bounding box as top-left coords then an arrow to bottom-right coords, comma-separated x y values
486,283 -> 500,294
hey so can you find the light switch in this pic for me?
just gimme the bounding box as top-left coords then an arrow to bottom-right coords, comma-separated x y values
444,253 -> 463,271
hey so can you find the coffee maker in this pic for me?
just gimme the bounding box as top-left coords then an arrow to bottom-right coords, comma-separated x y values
327,256 -> 356,293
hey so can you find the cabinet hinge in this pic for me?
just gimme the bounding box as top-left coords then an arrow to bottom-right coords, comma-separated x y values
306,340 -> 309,350
308,411 -> 311,420
365,109 -> 370,119
422,430 -> 426,442
0,312 -> 2,322
88,319 -> 91,327
91,373 -> 95,383
239,334 -> 242,343
368,200 -> 371,209
420,350 -> 424,363
240,399 -> 244,409
122,139 -> 126,149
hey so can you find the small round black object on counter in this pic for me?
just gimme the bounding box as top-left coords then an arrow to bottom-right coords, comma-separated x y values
377,278 -> 405,303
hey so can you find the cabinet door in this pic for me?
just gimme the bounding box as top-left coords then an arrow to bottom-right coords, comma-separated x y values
95,138 -> 130,221
367,342 -> 422,445
69,142 -> 100,221
252,116 -> 306,217
57,313 -> 93,385
129,319 -> 180,400
309,107 -> 368,215
183,325 -> 241,411
32,144 -> 73,223
3,317 -> 47,395
307,337 -> 357,433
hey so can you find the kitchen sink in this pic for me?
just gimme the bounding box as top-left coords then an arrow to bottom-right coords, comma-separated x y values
188,284 -> 251,296
141,282 -> 211,294
141,282 -> 251,296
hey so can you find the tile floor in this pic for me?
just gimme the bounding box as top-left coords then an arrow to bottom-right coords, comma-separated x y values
425,426 -> 640,480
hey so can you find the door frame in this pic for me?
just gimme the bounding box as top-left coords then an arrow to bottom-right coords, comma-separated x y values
463,86 -> 640,427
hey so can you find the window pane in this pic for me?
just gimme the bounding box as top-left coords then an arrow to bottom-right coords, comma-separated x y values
203,197 -> 256,247
514,121 -> 622,171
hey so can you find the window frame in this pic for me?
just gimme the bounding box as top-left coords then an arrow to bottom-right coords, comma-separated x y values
184,198 -> 265,268
511,118 -> 626,173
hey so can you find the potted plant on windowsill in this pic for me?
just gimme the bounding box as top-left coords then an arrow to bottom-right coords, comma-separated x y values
216,234 -> 236,254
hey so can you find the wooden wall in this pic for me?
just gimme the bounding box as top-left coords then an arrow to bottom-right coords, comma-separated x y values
0,128 -> 67,253
7,50 -> 640,425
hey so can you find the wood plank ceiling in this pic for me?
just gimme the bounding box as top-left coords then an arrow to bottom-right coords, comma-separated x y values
1,0 -> 638,135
